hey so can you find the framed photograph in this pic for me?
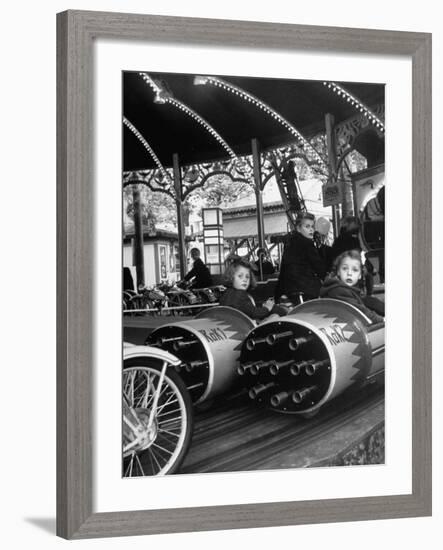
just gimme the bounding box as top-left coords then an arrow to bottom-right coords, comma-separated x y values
57,10 -> 431,539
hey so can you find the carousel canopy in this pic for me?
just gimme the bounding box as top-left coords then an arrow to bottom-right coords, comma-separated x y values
123,71 -> 384,171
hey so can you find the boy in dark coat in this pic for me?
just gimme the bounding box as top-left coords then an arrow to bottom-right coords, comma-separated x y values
275,212 -> 327,302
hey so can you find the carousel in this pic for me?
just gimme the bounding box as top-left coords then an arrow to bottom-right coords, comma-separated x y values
121,71 -> 385,476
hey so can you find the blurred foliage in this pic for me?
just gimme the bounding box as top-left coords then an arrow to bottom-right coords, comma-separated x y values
124,184 -> 177,228
123,145 -> 367,231
187,173 -> 252,210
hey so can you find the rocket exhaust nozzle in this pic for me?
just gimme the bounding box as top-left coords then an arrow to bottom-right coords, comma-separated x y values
270,391 -> 293,407
173,338 -> 199,351
288,335 -> 313,351
237,362 -> 255,375
250,360 -> 275,375
292,385 -> 317,404
269,360 -> 295,375
265,331 -> 293,346
184,360 -> 208,372
305,359 -> 330,376
245,336 -> 268,351
248,382 -> 277,400
290,360 -> 310,376
157,335 -> 184,346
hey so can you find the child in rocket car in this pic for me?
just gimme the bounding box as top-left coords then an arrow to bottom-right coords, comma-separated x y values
320,250 -> 384,324
220,258 -> 287,321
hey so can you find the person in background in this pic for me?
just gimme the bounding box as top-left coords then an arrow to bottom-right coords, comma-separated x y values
330,216 -> 360,262
184,248 -> 213,288
220,258 -> 286,321
314,216 -> 334,269
255,247 -> 275,278
123,267 -> 135,292
274,212 -> 327,303
320,250 -> 384,323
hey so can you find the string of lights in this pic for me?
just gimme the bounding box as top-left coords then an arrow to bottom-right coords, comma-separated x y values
194,75 -> 328,169
323,81 -> 385,133
166,97 -> 237,160
122,116 -> 172,184
139,72 -> 237,161
138,72 -> 163,95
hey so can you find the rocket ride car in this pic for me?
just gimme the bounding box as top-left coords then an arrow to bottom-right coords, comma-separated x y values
238,298 -> 384,415
146,306 -> 255,404
144,299 -> 384,416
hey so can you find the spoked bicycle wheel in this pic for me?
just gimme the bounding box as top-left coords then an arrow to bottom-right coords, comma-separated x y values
123,357 -> 193,476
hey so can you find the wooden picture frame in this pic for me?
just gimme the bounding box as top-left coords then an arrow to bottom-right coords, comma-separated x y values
56,10 -> 432,539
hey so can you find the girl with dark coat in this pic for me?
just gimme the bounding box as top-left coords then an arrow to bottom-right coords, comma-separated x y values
220,258 -> 287,321
320,250 -> 384,323
275,212 -> 327,302
330,215 -> 375,295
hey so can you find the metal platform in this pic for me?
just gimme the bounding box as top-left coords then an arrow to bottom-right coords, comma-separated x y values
180,383 -> 384,474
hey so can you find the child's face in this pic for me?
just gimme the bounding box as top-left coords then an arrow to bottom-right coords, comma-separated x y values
232,266 -> 251,290
338,257 -> 361,287
297,219 -> 315,239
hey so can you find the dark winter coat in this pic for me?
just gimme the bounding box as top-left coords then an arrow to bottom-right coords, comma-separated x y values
319,276 -> 384,324
219,288 -> 285,321
275,231 -> 326,300
184,258 -> 213,288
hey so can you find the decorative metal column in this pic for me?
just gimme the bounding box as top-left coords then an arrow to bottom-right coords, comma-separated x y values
131,184 -> 145,287
325,113 -> 341,238
251,138 -> 266,253
173,153 -> 187,280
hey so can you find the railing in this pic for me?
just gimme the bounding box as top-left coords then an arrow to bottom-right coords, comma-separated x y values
123,302 -> 220,315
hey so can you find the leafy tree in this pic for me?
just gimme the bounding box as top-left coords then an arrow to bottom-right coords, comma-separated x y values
123,184 -> 177,228
188,173 -> 252,212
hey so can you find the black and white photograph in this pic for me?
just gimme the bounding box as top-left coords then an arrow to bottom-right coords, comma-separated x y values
122,71 -> 386,477
3,0 -> 437,545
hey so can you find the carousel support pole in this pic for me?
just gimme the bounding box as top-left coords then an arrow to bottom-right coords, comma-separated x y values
251,139 -> 266,278
132,185 -> 145,287
339,162 -> 354,217
173,153 -> 187,280
325,113 -> 340,238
